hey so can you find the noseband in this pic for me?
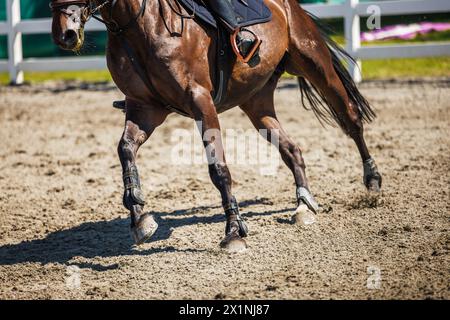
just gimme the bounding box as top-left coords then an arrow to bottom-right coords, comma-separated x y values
49,0 -> 147,35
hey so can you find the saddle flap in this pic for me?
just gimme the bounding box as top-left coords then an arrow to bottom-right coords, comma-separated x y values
178,0 -> 272,29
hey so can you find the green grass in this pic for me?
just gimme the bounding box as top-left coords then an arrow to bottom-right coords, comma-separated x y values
362,57 -> 450,79
0,70 -> 112,85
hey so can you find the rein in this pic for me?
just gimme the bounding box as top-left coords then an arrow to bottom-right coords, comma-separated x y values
165,0 -> 195,20
157,0 -> 195,36
90,0 -> 148,35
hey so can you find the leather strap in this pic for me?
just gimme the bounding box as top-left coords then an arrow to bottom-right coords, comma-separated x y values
212,26 -> 231,106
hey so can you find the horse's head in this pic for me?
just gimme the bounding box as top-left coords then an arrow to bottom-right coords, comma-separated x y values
50,0 -> 92,51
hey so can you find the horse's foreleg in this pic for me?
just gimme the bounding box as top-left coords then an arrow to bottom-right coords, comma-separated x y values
284,0 -> 382,192
241,77 -> 319,224
191,90 -> 248,251
118,100 -> 170,245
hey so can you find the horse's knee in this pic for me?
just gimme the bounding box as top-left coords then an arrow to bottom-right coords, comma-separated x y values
118,128 -> 146,161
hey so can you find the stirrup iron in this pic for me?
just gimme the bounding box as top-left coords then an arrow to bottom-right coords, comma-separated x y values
230,28 -> 262,64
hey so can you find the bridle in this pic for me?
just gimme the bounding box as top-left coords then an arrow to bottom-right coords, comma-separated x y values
49,0 -> 148,35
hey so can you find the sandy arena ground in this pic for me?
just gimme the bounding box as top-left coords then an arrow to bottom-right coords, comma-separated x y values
0,78 -> 448,300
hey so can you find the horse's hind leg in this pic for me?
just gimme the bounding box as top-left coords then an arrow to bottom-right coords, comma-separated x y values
241,75 -> 319,223
284,0 -> 382,191
118,99 -> 170,245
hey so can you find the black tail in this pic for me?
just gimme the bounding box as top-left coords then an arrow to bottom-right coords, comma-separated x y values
298,12 -> 376,128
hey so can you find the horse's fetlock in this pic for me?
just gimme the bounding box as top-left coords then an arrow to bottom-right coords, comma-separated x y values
124,190 -> 145,212
296,186 -> 319,213
363,158 -> 382,187
122,165 -> 145,210
224,196 -> 248,237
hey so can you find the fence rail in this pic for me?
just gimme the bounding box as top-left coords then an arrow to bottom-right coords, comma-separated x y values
1,0 -> 450,84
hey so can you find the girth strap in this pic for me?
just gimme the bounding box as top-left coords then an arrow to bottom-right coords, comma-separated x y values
213,26 -> 232,106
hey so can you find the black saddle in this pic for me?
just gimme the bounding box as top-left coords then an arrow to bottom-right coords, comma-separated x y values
178,0 -> 272,29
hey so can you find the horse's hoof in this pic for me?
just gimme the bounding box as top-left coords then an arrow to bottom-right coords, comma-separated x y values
220,234 -> 247,252
293,204 -> 317,226
363,158 -> 382,193
131,214 -> 158,245
367,178 -> 381,193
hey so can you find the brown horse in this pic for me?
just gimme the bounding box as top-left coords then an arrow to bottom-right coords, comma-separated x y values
50,0 -> 382,250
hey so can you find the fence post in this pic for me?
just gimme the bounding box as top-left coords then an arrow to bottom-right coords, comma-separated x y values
344,0 -> 362,83
7,0 -> 24,85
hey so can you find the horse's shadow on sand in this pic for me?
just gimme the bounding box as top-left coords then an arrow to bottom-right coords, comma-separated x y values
0,198 -> 293,268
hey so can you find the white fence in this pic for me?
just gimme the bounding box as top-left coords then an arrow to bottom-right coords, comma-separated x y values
0,0 -> 449,84
305,0 -> 450,82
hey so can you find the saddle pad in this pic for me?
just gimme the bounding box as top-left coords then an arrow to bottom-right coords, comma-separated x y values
178,0 -> 272,29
